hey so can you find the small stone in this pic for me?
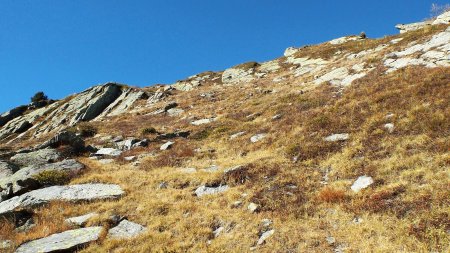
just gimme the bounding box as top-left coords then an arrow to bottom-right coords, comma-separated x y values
257,229 -> 275,245
261,219 -> 272,228
250,133 -> 267,143
384,123 -> 394,133
160,141 -> 174,150
95,148 -> 122,157
248,203 -> 259,213
230,131 -> 246,139
191,118 -> 217,126
326,236 -> 336,245
108,219 -> 147,239
351,175 -> 374,192
272,114 -> 282,120
195,185 -> 229,197
324,133 -> 349,142
232,201 -> 242,208
65,213 -> 98,227
124,156 -> 136,161
157,182 -> 168,189
213,226 -> 224,238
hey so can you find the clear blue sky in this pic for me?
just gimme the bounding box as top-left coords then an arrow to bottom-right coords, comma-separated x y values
0,0 -> 446,112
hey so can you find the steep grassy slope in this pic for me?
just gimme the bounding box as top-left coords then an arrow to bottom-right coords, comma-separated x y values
0,23 -> 449,253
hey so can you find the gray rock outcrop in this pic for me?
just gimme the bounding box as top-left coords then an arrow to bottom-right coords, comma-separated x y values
10,148 -> 61,167
0,184 -> 124,215
0,159 -> 84,201
15,226 -> 103,253
0,161 -> 19,178
65,212 -> 98,226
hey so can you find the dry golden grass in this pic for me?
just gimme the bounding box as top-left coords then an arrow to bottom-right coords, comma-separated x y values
1,25 -> 449,252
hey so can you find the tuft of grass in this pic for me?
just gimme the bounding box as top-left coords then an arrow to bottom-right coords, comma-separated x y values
32,170 -> 71,186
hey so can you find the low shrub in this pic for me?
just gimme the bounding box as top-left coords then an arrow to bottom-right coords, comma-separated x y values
32,170 -> 70,186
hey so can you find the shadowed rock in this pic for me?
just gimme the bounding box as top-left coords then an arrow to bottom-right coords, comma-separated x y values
15,226 -> 103,253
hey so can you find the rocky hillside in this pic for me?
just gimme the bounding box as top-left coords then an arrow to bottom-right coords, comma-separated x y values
0,11 -> 449,253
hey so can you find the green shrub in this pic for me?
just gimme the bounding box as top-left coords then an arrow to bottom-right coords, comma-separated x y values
31,91 -> 48,103
33,170 -> 70,186
141,127 -> 158,135
77,123 -> 97,137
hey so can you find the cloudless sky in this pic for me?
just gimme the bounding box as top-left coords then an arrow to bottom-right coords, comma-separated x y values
0,0 -> 447,112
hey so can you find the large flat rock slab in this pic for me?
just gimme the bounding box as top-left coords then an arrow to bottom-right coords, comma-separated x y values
15,226 -> 103,253
0,184 -> 124,215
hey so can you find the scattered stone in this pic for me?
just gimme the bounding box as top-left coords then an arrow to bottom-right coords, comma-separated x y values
232,201 -> 242,208
157,182 -> 168,189
250,133 -> 267,143
272,114 -> 282,120
384,123 -> 395,133
284,47 -> 299,57
213,226 -> 224,238
329,36 -> 361,45
248,202 -> 259,213
352,217 -> 364,224
195,185 -> 229,197
15,226 -> 103,253
191,118 -> 217,126
257,229 -> 275,245
395,20 -> 432,33
222,63 -> 258,84
95,148 -> 122,157
65,212 -> 98,227
0,240 -> 12,250
0,184 -> 124,215
351,175 -> 374,192
160,141 -> 174,150
324,133 -> 349,142
326,236 -> 336,245
261,219 -> 273,228
167,108 -> 184,117
10,148 -> 61,166
230,131 -> 246,139
124,156 -> 136,161
108,219 -> 147,239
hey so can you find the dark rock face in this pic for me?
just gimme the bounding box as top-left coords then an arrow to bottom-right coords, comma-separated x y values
36,131 -> 85,151
77,83 -> 122,121
0,106 -> 27,127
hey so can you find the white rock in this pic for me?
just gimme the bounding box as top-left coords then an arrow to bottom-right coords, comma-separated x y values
15,227 -> 103,253
383,123 -> 395,133
248,202 -> 259,213
195,185 -> 229,197
180,168 -> 197,173
314,67 -> 349,85
160,141 -> 174,150
257,229 -> 275,245
213,226 -> 224,238
395,21 -> 432,33
284,47 -> 299,57
329,36 -> 360,45
230,131 -> 246,139
108,219 -> 147,239
432,10 -> 450,25
222,67 -> 255,84
95,148 -> 122,157
65,212 -> 98,226
191,118 -> 217,126
324,133 -> 349,142
250,133 -> 267,143
351,176 -> 374,192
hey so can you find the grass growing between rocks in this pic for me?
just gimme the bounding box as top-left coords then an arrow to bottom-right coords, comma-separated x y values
0,25 -> 449,252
